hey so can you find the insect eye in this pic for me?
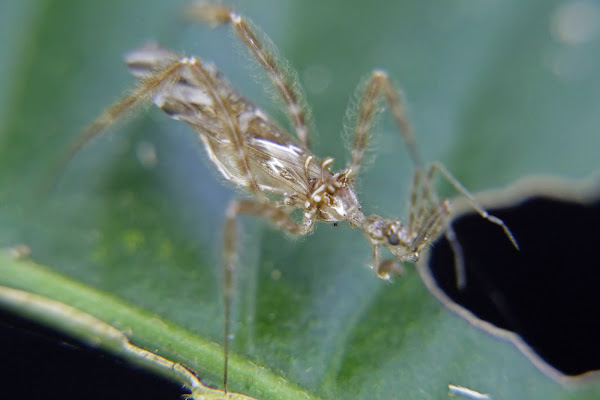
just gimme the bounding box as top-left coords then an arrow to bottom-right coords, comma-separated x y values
387,233 -> 400,246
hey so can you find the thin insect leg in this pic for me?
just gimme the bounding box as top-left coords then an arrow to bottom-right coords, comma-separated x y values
185,59 -> 267,199
445,223 -> 467,288
409,168 -> 442,244
408,166 -> 449,248
48,59 -> 186,187
223,199 -> 314,393
370,242 -> 382,273
427,162 -> 519,249
348,70 -> 422,179
187,3 -> 312,148
418,163 -> 468,287
425,162 -> 519,289
411,199 -> 451,255
408,168 -> 424,236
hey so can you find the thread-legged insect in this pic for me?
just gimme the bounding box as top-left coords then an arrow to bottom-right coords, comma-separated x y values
63,2 -> 518,393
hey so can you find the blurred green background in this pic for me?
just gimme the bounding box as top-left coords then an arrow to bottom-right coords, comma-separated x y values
1,0 -> 599,399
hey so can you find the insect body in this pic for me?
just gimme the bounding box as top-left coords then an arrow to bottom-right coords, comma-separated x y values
66,2 -> 518,393
125,42 -> 445,277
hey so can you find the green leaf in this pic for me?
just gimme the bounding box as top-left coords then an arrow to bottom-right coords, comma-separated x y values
1,0 -> 600,399
0,254 -> 312,400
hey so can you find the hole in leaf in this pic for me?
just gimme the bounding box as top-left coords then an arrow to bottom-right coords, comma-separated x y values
0,306 -> 187,399
420,177 -> 600,382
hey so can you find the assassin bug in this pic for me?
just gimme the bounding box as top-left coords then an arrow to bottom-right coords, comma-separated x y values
63,2 -> 518,393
